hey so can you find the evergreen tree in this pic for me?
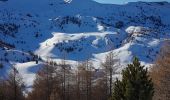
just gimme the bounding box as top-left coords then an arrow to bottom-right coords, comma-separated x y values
112,57 -> 154,100
0,63 -> 3,69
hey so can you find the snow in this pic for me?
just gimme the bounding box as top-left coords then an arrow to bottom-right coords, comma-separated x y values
125,26 -> 150,35
0,0 -> 170,91
97,24 -> 105,31
15,62 -> 43,91
64,0 -> 72,3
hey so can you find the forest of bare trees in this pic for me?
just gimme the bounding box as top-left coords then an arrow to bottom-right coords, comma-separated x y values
0,66 -> 25,100
0,41 -> 170,100
26,56 -> 117,100
150,41 -> 170,100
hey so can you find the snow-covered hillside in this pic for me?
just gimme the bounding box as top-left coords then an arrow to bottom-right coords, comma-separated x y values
0,0 -> 170,89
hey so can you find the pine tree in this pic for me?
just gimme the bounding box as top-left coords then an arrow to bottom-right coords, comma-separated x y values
0,63 -> 3,69
112,57 -> 154,100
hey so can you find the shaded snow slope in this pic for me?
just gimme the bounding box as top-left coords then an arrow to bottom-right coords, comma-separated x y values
0,0 -> 170,89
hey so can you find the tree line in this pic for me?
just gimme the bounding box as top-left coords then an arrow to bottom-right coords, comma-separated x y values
0,41 -> 170,100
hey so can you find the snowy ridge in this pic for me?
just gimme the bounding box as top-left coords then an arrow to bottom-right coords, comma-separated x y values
0,0 -> 170,89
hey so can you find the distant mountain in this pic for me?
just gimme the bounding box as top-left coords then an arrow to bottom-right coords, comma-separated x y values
0,0 -> 170,90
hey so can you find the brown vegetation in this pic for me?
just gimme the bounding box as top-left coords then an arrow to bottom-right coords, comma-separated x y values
0,67 -> 25,100
26,52 -> 118,100
150,41 -> 170,100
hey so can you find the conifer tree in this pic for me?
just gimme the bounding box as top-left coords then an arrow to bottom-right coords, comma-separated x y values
112,57 -> 154,100
0,63 -> 3,69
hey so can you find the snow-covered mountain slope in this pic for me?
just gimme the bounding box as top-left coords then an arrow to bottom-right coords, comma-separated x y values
0,0 -> 170,89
